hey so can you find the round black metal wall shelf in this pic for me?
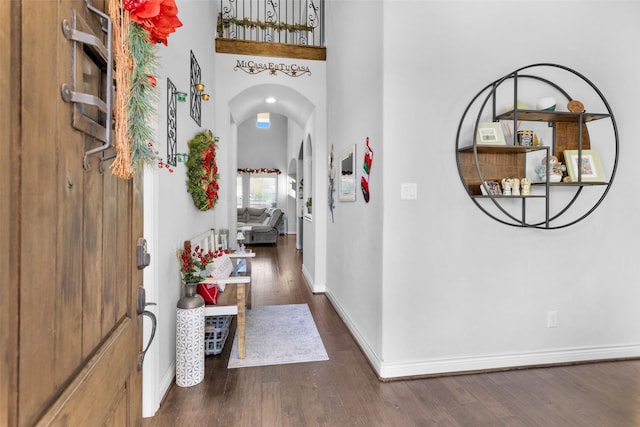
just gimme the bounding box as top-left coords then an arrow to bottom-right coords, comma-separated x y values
455,63 -> 619,229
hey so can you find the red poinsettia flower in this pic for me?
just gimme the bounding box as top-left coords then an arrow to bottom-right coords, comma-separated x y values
124,0 -> 159,16
149,12 -> 183,45
125,0 -> 183,46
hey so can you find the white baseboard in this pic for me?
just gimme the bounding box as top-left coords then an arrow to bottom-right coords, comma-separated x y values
143,362 -> 176,418
325,290 -> 640,380
325,290 -> 382,368
378,344 -> 640,379
159,361 -> 175,403
302,263 -> 326,293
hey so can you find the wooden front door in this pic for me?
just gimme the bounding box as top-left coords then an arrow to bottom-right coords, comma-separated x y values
1,0 -> 143,426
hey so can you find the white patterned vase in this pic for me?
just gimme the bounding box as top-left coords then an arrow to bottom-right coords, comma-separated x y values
175,284 -> 205,387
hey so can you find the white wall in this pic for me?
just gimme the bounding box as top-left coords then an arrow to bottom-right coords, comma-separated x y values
238,113 -> 287,172
144,1 -> 640,415
325,0 -> 385,362
238,113 -> 289,211
326,0 -> 640,379
143,0 -> 219,416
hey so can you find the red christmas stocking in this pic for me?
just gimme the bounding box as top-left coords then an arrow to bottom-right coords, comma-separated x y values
361,137 -> 373,202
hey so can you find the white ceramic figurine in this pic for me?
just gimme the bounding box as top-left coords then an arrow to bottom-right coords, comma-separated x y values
521,178 -> 531,196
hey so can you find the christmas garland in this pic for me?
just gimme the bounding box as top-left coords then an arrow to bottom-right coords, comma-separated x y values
108,0 -> 182,178
217,15 -> 314,34
186,130 -> 219,211
126,22 -> 158,174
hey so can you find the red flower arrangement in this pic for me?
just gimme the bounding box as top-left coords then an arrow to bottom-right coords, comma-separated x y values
178,242 -> 224,284
123,0 -> 183,45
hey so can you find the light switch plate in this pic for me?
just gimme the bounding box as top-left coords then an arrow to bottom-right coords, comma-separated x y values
401,183 -> 417,200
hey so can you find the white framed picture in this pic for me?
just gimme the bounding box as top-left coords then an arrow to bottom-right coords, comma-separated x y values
339,144 -> 356,202
564,150 -> 605,182
476,122 -> 506,146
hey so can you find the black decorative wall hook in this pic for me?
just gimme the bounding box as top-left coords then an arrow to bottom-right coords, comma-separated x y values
167,78 -> 178,167
190,50 -> 202,126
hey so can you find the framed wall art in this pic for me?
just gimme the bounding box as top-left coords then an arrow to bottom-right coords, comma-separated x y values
476,122 -> 506,146
564,150 -> 605,182
339,144 -> 356,201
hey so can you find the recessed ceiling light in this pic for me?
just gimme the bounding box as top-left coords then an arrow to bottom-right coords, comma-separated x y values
265,97 -> 276,104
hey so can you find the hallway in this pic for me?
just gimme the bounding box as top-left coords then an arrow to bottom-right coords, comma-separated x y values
143,235 -> 640,426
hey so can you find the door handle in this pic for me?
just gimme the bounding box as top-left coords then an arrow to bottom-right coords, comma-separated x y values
138,309 -> 157,371
136,237 -> 151,270
137,285 -> 157,371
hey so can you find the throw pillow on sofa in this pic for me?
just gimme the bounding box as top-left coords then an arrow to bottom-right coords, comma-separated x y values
246,207 -> 268,223
237,207 -> 248,223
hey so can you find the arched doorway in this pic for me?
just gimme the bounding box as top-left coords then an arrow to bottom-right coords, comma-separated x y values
227,83 -> 315,253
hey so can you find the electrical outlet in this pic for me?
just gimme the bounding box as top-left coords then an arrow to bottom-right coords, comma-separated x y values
547,310 -> 558,328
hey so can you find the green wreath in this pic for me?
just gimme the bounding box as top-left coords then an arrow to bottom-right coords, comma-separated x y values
186,130 -> 219,211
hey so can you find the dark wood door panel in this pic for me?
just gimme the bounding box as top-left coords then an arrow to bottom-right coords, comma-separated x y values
115,177 -> 133,323
83,153 -> 107,357
19,0 -> 68,423
1,1 -> 20,426
35,318 -> 137,426
15,0 -> 142,425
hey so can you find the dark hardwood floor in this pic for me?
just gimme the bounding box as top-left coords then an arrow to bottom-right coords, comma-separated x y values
144,235 -> 640,426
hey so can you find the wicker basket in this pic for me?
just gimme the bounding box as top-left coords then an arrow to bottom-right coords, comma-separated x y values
204,315 -> 232,356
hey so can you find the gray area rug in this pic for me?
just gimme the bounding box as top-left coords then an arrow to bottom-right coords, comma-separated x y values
227,304 -> 329,368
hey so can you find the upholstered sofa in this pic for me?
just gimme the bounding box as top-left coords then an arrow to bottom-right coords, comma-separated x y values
237,207 -> 284,245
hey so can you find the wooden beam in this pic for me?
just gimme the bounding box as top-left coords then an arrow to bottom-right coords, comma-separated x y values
215,39 -> 326,61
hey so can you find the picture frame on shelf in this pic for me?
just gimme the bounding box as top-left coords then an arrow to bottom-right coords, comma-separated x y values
480,181 -> 502,196
476,122 -> 506,146
563,150 -> 605,182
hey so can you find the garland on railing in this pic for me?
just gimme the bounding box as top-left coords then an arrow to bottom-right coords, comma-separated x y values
237,168 -> 282,175
217,15 -> 314,34
186,130 -> 219,211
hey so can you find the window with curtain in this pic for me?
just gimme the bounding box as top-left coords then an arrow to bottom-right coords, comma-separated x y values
237,172 -> 278,209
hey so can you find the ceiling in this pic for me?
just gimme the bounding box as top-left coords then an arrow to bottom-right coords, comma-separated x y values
228,83 -> 315,128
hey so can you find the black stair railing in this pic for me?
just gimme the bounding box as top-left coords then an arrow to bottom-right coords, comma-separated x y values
217,0 -> 325,48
